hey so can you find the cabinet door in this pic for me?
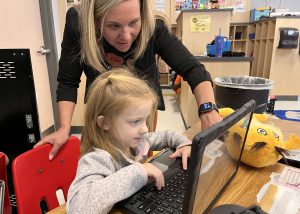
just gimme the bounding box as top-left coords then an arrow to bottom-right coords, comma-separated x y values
0,49 -> 40,156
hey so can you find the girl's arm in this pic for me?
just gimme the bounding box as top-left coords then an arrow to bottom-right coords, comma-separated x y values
67,150 -> 148,214
144,130 -> 191,151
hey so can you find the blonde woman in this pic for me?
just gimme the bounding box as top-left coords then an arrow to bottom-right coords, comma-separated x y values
67,69 -> 191,213
35,0 -> 221,159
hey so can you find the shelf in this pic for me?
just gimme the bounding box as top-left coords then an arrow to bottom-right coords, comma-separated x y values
267,20 -> 276,38
159,73 -> 170,86
231,39 -> 247,42
261,22 -> 268,39
232,17 -> 300,95
263,39 -> 274,78
257,40 -> 267,77
229,23 -> 248,54
255,23 -> 262,40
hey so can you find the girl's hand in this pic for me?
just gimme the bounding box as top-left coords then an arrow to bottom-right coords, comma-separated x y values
142,163 -> 165,190
169,145 -> 191,170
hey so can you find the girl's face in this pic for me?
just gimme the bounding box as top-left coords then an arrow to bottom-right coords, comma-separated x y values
109,97 -> 153,152
102,0 -> 142,52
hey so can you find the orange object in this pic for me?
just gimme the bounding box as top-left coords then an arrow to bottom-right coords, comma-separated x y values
173,75 -> 181,94
12,136 -> 80,214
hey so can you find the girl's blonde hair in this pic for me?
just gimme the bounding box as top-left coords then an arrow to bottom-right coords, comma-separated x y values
81,68 -> 158,162
77,0 -> 170,73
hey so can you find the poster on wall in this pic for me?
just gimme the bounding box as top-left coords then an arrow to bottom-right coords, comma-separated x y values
190,15 -> 211,32
175,0 -> 185,13
155,0 -> 165,12
218,0 -> 226,8
235,0 -> 246,12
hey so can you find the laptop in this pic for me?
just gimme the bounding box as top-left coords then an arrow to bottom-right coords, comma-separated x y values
117,100 -> 256,214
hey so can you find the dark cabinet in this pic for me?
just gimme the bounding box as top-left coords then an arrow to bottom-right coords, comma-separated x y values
0,49 -> 40,157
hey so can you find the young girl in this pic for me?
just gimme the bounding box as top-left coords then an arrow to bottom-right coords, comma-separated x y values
67,68 -> 191,214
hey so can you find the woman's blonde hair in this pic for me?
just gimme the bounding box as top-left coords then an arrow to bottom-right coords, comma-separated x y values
77,0 -> 169,73
81,68 -> 158,162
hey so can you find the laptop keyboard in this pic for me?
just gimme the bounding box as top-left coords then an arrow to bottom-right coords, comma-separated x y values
126,167 -> 188,214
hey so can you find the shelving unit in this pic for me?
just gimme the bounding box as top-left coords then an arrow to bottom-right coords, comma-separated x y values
229,23 -> 249,54
230,17 -> 300,96
249,17 -> 300,95
250,19 -> 276,77
157,58 -> 170,87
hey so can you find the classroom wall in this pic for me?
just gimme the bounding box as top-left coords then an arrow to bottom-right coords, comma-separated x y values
0,1 -> 55,133
251,0 -> 300,12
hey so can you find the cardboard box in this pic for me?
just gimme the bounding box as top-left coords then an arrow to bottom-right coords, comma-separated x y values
250,7 -> 271,22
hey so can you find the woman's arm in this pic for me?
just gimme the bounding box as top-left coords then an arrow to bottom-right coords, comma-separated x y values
193,81 -> 222,130
154,19 -> 222,129
34,101 -> 75,159
35,7 -> 83,159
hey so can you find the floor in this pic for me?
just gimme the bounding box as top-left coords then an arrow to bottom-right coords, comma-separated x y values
156,89 -> 186,132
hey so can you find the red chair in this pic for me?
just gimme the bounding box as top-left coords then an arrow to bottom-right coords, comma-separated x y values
12,136 -> 80,214
0,152 -> 12,214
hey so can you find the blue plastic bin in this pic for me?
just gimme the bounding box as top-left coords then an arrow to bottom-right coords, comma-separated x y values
206,39 -> 231,56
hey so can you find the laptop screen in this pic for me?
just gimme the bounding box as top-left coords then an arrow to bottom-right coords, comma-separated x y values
185,102 -> 254,214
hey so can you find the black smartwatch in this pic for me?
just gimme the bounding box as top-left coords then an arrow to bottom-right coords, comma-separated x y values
198,102 -> 219,117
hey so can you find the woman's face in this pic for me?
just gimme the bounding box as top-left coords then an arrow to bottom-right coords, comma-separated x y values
102,0 -> 142,52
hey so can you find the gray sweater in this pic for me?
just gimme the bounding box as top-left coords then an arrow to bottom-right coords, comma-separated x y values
67,130 -> 190,214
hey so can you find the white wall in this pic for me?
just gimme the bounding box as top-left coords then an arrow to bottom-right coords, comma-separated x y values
251,0 -> 300,12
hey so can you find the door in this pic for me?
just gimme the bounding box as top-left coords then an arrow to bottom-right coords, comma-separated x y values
0,1 -> 56,134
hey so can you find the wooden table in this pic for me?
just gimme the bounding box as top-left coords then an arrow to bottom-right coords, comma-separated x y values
47,118 -> 300,214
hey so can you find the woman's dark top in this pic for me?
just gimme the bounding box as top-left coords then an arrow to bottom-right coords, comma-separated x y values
57,7 -> 212,110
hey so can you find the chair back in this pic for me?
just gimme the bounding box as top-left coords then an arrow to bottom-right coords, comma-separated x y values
12,136 -> 80,214
0,152 -> 12,214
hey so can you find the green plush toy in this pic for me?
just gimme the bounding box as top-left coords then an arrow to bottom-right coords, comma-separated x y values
219,108 -> 300,168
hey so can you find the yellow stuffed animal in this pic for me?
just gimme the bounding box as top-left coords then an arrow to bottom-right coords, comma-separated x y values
219,108 -> 300,168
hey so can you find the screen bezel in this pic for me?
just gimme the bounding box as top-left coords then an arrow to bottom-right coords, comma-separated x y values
182,100 -> 255,214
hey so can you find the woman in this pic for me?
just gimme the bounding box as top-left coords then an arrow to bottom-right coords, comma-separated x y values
35,0 -> 221,160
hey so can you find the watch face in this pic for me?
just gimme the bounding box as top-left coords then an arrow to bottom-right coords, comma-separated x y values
199,102 -> 218,116
202,102 -> 213,110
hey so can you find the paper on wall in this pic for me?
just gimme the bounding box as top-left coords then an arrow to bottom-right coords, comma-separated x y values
190,15 -> 211,32
155,0 -> 165,12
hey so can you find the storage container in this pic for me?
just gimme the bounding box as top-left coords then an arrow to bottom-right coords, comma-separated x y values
206,39 -> 231,56
214,76 -> 274,113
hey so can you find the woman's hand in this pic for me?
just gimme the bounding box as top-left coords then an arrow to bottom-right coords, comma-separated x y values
142,163 -> 165,190
169,145 -> 191,170
34,127 -> 70,160
200,110 -> 222,131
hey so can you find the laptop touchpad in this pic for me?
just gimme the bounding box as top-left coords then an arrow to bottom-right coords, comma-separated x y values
150,150 -> 177,172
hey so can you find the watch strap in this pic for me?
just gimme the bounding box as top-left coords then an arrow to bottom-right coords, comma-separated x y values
198,102 -> 219,117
